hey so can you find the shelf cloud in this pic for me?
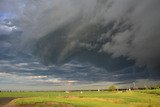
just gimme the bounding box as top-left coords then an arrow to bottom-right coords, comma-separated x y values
0,0 -> 160,90
14,0 -> 160,70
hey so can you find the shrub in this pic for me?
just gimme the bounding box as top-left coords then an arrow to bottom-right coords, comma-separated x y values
108,85 -> 117,91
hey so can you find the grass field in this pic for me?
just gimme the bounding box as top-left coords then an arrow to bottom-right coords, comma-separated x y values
0,89 -> 160,107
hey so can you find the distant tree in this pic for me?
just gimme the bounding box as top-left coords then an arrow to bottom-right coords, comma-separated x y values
152,86 -> 160,89
144,85 -> 148,90
131,86 -> 138,90
108,85 -> 117,91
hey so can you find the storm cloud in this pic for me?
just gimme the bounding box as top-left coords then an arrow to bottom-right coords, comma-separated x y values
9,0 -> 159,70
0,0 -> 160,90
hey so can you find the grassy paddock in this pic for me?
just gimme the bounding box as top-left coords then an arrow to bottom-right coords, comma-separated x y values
0,89 -> 160,107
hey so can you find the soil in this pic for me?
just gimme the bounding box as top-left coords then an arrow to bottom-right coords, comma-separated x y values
3,101 -> 74,107
0,97 -> 74,107
0,97 -> 15,107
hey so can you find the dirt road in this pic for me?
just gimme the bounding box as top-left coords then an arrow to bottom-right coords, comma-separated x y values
0,98 -> 15,107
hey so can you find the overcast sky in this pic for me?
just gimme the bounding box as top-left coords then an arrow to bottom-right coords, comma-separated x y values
0,0 -> 160,91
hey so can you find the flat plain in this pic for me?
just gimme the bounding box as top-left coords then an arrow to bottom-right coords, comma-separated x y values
0,89 -> 160,107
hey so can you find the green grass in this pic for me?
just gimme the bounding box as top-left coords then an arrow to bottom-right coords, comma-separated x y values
1,89 -> 160,107
138,89 -> 160,95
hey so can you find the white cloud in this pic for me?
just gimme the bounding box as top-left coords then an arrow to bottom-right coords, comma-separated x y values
15,63 -> 28,67
28,75 -> 48,79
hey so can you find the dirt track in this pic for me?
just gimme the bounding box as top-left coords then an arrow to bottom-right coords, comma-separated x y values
0,98 -> 15,107
1,98 -> 74,107
4,102 -> 74,107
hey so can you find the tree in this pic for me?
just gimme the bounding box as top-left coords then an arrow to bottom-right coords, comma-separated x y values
108,85 -> 117,91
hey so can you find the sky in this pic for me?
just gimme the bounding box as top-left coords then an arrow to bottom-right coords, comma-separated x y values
0,0 -> 160,91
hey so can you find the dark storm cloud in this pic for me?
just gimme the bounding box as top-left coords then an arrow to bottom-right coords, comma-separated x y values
0,0 -> 160,80
16,0 -> 159,70
101,0 -> 160,70
0,0 -> 160,90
